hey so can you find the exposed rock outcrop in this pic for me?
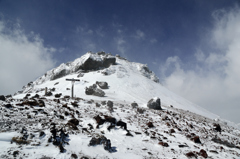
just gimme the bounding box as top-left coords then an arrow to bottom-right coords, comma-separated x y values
85,84 -> 105,97
147,97 -> 162,110
96,81 -> 108,89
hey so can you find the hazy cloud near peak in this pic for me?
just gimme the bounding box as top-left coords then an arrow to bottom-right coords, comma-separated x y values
0,21 -> 55,95
160,7 -> 240,123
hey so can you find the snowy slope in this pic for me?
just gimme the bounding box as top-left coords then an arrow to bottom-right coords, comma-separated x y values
17,52 -> 217,120
0,52 -> 239,159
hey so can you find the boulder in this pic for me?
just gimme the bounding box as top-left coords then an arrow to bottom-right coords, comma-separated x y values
147,97 -> 162,110
131,102 -> 138,108
0,95 -> 6,101
55,93 -> 62,98
85,84 -> 105,97
199,149 -> 208,158
96,81 -> 108,89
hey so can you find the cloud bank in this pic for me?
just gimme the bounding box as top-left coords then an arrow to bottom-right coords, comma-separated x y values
0,21 -> 55,95
160,6 -> 240,123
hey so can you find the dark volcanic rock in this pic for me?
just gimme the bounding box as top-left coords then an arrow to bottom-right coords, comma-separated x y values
4,104 -> 13,108
199,149 -> 208,158
96,81 -> 108,89
0,95 -> 6,101
213,123 -> 222,133
55,93 -> 62,98
191,136 -> 201,144
147,97 -> 162,110
147,122 -> 154,128
78,54 -> 116,71
85,84 -> 105,97
51,69 -> 69,81
158,142 -> 169,147
89,135 -> 114,152
131,102 -> 138,108
185,152 -> 197,158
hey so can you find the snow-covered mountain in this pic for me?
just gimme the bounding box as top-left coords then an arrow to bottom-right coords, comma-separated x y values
0,52 -> 239,158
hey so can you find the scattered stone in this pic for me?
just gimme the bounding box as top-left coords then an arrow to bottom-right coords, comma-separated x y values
39,100 -> 45,107
55,93 -> 62,98
71,102 -> 78,107
199,149 -> 208,158
147,122 -> 154,128
4,104 -> 13,108
32,94 -> 40,98
170,129 -> 176,133
67,118 -> 79,130
85,84 -> 105,97
96,81 -> 108,89
71,154 -> 78,159
45,91 -> 52,96
77,73 -> 84,77
131,102 -> 138,108
178,144 -> 189,148
54,82 -> 59,85
137,108 -> 145,114
158,142 -> 169,147
116,120 -> 127,130
64,95 -> 70,98
39,131 -> 46,138
13,150 -> 19,157
0,95 -> 6,101
185,152 -> 197,158
107,100 -> 113,108
209,150 -> 218,154
191,136 -> 201,144
89,135 -> 115,152
126,130 -> 133,137
213,123 -> 222,133
147,97 -> 162,110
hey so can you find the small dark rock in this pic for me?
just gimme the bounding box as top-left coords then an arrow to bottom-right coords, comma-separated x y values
71,154 -> 78,159
191,136 -> 201,144
158,142 -> 169,147
147,122 -> 154,128
185,152 -> 197,158
131,102 -> 138,108
39,131 -> 45,138
13,150 -> 19,157
107,100 -> 113,108
137,108 -> 145,114
96,81 -> 108,89
0,95 -> 6,101
199,149 -> 208,158
4,104 -> 13,108
45,91 -> 52,96
213,123 -> 222,133
55,93 -> 62,98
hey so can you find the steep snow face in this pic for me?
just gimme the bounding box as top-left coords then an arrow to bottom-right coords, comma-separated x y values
16,52 -> 217,120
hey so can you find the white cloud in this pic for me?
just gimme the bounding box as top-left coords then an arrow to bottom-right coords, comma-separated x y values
115,37 -> 127,57
0,21 -> 55,95
160,6 -> 240,123
150,38 -> 157,44
133,30 -> 145,40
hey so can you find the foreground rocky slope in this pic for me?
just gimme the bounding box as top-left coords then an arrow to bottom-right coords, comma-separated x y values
0,52 -> 239,158
0,95 -> 240,158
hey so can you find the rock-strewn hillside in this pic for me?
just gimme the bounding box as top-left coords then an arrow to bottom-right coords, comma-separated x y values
0,52 -> 239,158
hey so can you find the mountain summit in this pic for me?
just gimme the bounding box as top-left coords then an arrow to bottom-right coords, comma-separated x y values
0,52 -> 240,158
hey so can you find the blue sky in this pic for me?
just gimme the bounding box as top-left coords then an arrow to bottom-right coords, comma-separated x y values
1,0 -> 240,123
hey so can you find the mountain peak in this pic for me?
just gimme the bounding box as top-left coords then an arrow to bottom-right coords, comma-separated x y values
20,52 -> 159,94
